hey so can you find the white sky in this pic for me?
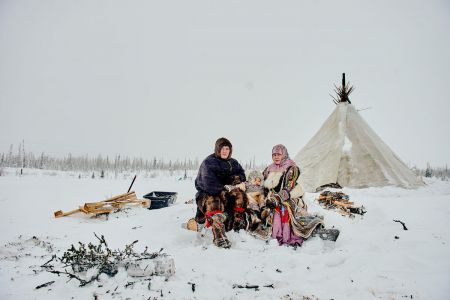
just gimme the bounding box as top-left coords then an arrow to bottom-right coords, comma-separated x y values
1,0 -> 449,168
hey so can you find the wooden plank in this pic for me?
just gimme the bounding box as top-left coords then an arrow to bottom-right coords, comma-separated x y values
84,202 -> 105,210
102,191 -> 136,203
91,208 -> 113,215
123,199 -> 150,207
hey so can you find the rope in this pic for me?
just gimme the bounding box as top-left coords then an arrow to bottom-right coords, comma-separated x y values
234,207 -> 245,213
205,210 -> 223,228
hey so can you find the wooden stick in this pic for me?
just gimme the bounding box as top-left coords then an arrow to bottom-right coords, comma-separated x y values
54,208 -> 82,218
393,219 -> 408,230
127,175 -> 137,193
35,281 -> 55,289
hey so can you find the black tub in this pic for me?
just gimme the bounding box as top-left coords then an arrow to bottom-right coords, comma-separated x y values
143,191 -> 178,209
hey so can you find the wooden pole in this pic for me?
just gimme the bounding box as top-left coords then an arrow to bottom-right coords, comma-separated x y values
342,73 -> 346,89
127,175 -> 137,193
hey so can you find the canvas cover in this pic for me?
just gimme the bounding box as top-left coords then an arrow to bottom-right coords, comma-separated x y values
294,103 -> 424,192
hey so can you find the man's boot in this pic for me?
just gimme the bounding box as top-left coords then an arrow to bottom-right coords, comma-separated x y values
210,213 -> 231,248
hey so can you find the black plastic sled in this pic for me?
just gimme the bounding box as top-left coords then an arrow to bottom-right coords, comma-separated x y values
143,191 -> 178,210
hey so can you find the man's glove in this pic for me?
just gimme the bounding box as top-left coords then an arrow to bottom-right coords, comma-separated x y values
224,185 -> 235,192
224,183 -> 246,192
236,182 -> 246,192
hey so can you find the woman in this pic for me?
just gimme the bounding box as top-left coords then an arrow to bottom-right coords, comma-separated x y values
192,137 -> 246,248
254,144 -> 338,246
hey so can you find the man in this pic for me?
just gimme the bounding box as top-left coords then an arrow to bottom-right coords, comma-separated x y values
193,137 -> 246,248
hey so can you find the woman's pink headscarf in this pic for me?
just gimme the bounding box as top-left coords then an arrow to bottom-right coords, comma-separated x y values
266,144 -> 296,172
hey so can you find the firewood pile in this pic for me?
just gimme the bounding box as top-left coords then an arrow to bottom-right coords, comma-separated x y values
53,191 -> 149,218
317,190 -> 366,217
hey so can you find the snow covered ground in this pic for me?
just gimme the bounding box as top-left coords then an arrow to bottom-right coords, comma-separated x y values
0,168 -> 449,299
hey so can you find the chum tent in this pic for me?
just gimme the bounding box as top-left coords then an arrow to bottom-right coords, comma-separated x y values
294,74 -> 424,192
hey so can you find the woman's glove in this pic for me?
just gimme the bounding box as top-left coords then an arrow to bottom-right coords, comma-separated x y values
266,197 -> 277,208
266,193 -> 281,208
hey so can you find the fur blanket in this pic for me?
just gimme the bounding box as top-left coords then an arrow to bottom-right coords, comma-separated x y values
263,171 -> 305,199
263,171 -> 322,239
284,197 -> 324,238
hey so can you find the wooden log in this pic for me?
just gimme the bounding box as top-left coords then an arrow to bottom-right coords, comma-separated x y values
84,192 -> 136,208
140,199 -> 150,207
339,200 -> 354,205
110,202 -> 124,208
111,198 -> 138,204
79,206 -> 89,214
333,201 -> 355,208
102,191 -> 136,203
91,208 -> 113,215
84,197 -> 147,211
109,195 -> 136,204
124,199 -> 150,207
84,202 -> 106,211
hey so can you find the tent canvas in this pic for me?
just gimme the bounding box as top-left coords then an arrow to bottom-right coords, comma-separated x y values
294,102 -> 424,192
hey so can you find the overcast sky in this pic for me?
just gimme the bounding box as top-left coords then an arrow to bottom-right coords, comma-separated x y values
1,0 -> 449,168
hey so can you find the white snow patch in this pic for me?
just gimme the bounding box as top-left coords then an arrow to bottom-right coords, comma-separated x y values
0,169 -> 449,299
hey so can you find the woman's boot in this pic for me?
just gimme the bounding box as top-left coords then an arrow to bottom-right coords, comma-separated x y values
312,227 -> 340,242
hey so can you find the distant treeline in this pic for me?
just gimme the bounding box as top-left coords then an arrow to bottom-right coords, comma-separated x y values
0,143 -> 446,180
0,143 -> 262,173
416,163 -> 449,181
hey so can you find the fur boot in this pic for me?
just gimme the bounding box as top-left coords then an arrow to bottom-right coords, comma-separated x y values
311,227 -> 340,242
209,213 -> 231,248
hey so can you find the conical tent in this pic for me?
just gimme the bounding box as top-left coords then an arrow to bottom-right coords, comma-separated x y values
294,102 -> 424,192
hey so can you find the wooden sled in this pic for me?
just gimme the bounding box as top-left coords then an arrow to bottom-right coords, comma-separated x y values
54,191 -> 150,218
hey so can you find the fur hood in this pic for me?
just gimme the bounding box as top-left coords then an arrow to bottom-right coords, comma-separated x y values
247,170 -> 264,184
214,137 -> 232,159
